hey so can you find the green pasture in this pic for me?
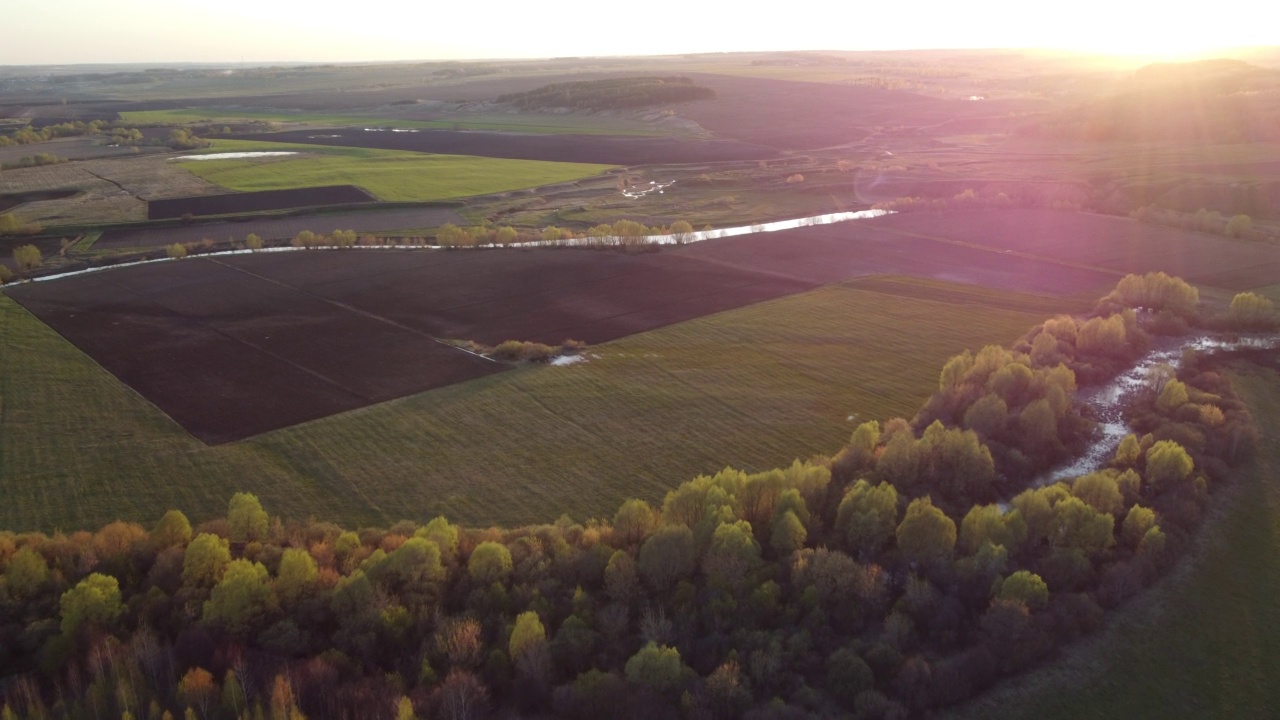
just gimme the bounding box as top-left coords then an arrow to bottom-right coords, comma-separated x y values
172,139 -> 615,202
0,275 -> 1082,533
120,108 -> 666,136
950,364 -> 1280,719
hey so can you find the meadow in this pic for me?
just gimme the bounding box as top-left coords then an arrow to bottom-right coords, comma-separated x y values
949,364 -> 1280,719
173,140 -> 616,202
119,108 -> 668,136
0,276 -> 1087,532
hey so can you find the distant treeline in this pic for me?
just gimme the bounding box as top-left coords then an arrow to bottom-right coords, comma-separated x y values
496,77 -> 715,111
0,273 -> 1271,720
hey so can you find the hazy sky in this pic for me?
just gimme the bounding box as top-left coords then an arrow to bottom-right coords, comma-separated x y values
5,0 -> 1277,65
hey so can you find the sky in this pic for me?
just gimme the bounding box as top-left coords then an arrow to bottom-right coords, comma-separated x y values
4,0 -> 1278,65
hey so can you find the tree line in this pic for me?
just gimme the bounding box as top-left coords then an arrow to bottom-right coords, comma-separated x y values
0,273 -> 1264,719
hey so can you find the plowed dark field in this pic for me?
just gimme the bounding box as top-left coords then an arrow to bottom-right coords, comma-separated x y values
148,185 -> 375,219
95,206 -> 464,249
865,209 -> 1280,289
219,128 -> 780,165
8,215 -> 1130,444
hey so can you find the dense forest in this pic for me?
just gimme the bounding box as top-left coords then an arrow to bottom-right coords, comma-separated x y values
0,273 -> 1271,719
496,78 -> 715,111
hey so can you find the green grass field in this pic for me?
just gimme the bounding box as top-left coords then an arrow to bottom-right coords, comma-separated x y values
120,108 -> 667,136
0,276 -> 1087,533
949,363 -> 1280,719
171,139 -> 614,202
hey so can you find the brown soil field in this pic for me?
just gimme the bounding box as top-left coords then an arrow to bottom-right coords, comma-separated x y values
0,155 -> 224,227
0,163 -> 144,225
9,218 -> 1123,442
866,209 -> 1280,289
219,128 -> 780,165
147,185 -> 376,219
0,189 -> 78,212
0,137 -> 168,165
6,258 -> 507,443
86,156 -> 223,200
95,206 -> 464,249
678,74 -> 1044,149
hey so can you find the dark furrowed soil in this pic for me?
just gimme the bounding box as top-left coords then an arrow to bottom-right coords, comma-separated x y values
217,128 -> 780,165
148,186 -> 376,219
0,190 -> 79,213
95,206 -> 464,249
10,212 -> 1173,443
865,209 -> 1280,290
6,259 -> 505,443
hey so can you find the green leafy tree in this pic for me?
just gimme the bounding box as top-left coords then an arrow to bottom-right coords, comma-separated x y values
604,550 -> 638,603
959,504 -> 1024,555
1225,214 -> 1252,238
417,516 -> 460,560
227,493 -> 269,543
624,643 -> 694,697
1156,380 -> 1189,413
276,548 -> 319,607
612,499 -> 657,547
508,611 -> 547,663
1114,434 -> 1142,467
895,497 -> 956,565
996,570 -> 1049,609
245,233 -> 263,250
702,521 -> 760,590
152,509 -> 193,549
669,220 -> 694,244
166,243 -> 188,259
825,648 -> 874,710
770,509 -> 807,556
1146,440 -> 1194,488
60,573 -> 123,635
836,480 -> 900,557
183,533 -> 232,587
638,525 -> 695,591
1050,496 -> 1115,556
467,541 -> 513,584
203,559 -> 273,637
5,546 -> 49,598
1072,472 -> 1124,515
1122,505 -> 1157,548
12,244 -> 41,273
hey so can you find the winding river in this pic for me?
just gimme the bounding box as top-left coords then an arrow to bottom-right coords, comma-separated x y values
1042,332 -> 1279,485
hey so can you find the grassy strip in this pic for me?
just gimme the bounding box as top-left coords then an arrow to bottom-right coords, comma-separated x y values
0,276 -> 1081,533
119,108 -> 665,136
172,139 -> 615,202
69,230 -> 102,253
947,363 -> 1280,719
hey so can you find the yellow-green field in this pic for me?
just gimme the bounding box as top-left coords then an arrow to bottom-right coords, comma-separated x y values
173,139 -> 615,202
0,276 -> 1086,533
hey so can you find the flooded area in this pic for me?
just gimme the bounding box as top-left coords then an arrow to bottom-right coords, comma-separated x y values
173,152 -> 299,160
1042,333 -> 1280,484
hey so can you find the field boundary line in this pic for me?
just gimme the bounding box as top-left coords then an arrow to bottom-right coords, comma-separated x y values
202,257 -> 501,364
871,225 -> 1127,278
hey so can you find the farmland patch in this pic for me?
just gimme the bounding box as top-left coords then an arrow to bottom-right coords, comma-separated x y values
147,185 -> 376,219
221,127 -> 779,165
94,205 -> 464,249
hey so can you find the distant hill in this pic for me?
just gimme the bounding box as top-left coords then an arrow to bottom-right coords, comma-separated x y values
1025,59 -> 1280,142
496,76 -> 715,111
